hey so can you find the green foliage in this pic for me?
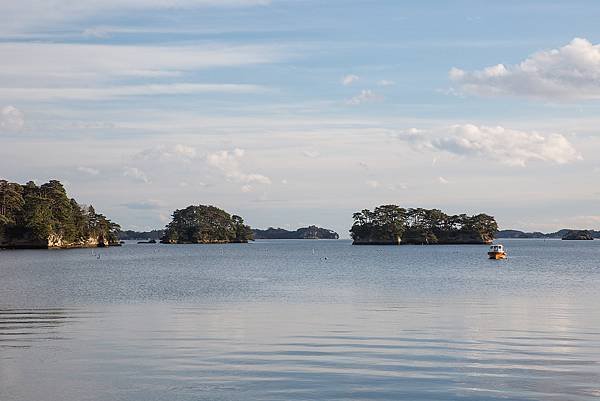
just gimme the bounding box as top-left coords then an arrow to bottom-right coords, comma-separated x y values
162,205 -> 253,243
351,205 -> 498,244
350,205 -> 407,243
0,179 -> 120,247
0,179 -> 24,224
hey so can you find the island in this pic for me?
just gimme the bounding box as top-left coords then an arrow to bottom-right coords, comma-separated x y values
253,225 -> 339,239
562,230 -> 594,240
0,179 -> 120,249
497,229 -> 600,239
350,205 -> 498,245
119,229 -> 165,241
160,205 -> 253,244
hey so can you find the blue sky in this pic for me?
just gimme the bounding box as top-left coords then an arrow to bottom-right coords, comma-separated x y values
1,0 -> 600,235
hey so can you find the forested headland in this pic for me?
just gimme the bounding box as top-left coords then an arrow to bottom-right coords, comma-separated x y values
0,179 -> 120,249
350,205 -> 498,245
161,205 -> 253,244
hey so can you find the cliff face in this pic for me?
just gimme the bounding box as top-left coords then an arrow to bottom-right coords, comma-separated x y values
1,232 -> 119,249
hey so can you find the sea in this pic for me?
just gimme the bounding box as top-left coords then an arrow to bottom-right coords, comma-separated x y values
1,239 -> 599,401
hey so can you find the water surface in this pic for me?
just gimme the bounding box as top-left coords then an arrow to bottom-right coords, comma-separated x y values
1,239 -> 600,400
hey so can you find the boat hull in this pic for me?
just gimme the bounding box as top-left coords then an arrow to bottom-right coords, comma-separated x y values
488,251 -> 507,260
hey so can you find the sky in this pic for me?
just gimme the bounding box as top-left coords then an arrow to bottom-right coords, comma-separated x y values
1,0 -> 600,236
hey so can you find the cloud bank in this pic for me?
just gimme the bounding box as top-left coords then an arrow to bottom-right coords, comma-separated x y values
346,89 -> 382,105
207,149 -> 271,191
450,38 -> 600,100
1,0 -> 271,35
0,106 -> 24,132
342,74 -> 359,86
123,166 -> 150,183
398,124 -> 581,166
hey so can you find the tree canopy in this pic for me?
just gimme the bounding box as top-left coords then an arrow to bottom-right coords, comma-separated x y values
161,205 -> 253,244
351,205 -> 498,245
0,179 -> 120,248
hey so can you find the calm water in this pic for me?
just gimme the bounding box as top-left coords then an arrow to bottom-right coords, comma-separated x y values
1,239 -> 600,401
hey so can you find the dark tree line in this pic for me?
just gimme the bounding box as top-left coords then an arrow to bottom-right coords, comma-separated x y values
0,179 -> 120,247
253,225 -> 339,239
161,205 -> 253,243
351,205 -> 498,245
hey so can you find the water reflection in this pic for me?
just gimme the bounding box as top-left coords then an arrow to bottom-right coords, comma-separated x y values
2,301 -> 594,401
0,308 -> 79,349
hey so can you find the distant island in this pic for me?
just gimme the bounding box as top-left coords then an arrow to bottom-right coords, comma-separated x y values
160,205 -> 253,244
497,229 -> 599,239
253,225 -> 339,239
119,229 -> 165,240
0,179 -> 120,249
562,230 -> 594,241
350,205 -> 498,245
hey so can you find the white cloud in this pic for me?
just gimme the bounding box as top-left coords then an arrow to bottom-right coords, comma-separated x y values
1,1 -> 271,35
377,80 -> 395,86
387,183 -> 408,191
397,124 -> 581,166
346,89 -> 382,105
0,43 -> 280,81
342,74 -> 360,86
135,144 -> 198,162
206,148 -> 271,185
0,105 -> 24,132
122,199 -> 164,210
302,150 -> 320,158
82,27 -> 111,38
0,83 -> 267,101
77,166 -> 100,175
123,166 -> 150,183
450,38 -> 600,100
0,42 -> 281,103
366,180 -> 380,188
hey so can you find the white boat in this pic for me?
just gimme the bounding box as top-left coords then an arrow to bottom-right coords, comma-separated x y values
488,244 -> 507,260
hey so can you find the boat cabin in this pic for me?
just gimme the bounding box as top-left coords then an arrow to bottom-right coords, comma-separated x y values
489,244 -> 504,252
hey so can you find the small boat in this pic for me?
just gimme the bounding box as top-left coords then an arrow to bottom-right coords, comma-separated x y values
488,244 -> 507,260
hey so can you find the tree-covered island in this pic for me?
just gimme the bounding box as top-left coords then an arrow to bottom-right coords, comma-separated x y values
350,205 -> 498,245
253,225 -> 339,239
160,205 -> 253,244
0,179 -> 120,249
